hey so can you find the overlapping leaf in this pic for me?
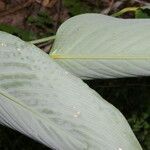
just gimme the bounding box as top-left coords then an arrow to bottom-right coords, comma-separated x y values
51,14 -> 150,79
0,31 -> 142,149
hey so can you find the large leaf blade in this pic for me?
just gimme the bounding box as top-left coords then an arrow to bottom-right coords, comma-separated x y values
50,14 -> 150,79
0,31 -> 142,149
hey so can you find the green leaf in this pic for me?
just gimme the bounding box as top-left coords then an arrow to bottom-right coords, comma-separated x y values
0,31 -> 142,149
135,10 -> 149,18
135,6 -> 150,18
51,14 -> 150,79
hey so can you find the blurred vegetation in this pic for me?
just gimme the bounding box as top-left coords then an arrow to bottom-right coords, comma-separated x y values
0,0 -> 150,150
63,0 -> 94,15
0,24 -> 36,41
27,11 -> 55,37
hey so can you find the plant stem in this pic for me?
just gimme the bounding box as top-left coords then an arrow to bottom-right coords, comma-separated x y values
29,35 -> 56,44
112,7 -> 139,17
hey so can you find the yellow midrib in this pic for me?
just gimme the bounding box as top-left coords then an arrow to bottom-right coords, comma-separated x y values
51,54 -> 150,60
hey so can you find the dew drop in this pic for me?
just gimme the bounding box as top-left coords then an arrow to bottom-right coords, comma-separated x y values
73,111 -> 81,118
0,42 -> 6,47
17,48 -> 21,51
65,71 -> 69,75
76,111 -> 80,115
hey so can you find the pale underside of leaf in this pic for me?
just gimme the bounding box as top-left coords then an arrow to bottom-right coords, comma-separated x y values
0,31 -> 142,150
50,14 -> 150,79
